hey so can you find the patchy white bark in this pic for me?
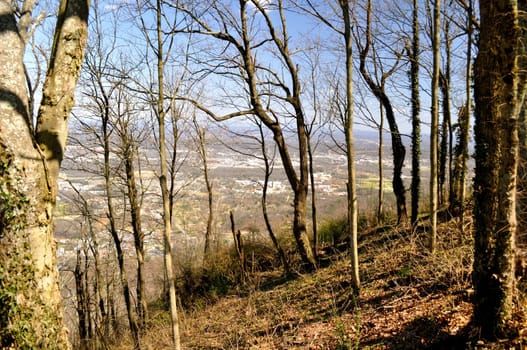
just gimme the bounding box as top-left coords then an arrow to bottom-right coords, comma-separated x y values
0,0 -> 89,347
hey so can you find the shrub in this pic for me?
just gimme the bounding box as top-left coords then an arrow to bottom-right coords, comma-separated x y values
318,217 -> 348,246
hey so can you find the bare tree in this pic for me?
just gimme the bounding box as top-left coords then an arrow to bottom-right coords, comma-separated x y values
65,179 -> 111,348
214,119 -> 291,275
191,115 -> 214,266
340,0 -> 360,291
355,0 -> 407,225
114,92 -> 149,329
175,0 -> 317,269
146,0 -> 181,346
77,11 -> 143,346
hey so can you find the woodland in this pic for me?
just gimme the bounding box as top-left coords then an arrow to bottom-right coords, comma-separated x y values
0,0 -> 526,349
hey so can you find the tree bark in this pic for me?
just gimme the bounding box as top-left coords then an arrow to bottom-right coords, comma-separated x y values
0,0 -> 88,347
430,0 -> 441,253
75,249 -> 89,350
410,0 -> 421,227
473,0 -> 524,337
230,211 -> 246,280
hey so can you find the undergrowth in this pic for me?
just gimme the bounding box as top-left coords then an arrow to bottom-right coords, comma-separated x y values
109,212 -> 494,349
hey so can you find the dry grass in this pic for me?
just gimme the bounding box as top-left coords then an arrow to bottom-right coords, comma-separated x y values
110,214 -> 526,349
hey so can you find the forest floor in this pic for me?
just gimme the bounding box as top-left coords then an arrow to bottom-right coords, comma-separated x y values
113,214 -> 527,349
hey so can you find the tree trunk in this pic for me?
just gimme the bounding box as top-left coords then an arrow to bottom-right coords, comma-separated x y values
122,138 -> 147,329
239,1 -> 316,270
307,136 -> 319,262
103,118 -> 141,350
193,122 -> 213,265
258,124 -> 290,274
229,211 -> 246,280
0,0 -> 88,347
517,1 -> 527,251
410,0 -> 421,227
358,0 -> 407,225
429,0 -> 441,253
155,0 -> 181,348
75,249 -> 89,350
439,20 -> 452,207
340,0 -> 360,291
473,0 -> 524,337
378,106 -> 384,224
450,0 -> 473,220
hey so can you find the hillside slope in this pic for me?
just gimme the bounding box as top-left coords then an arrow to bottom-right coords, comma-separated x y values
113,216 -> 525,349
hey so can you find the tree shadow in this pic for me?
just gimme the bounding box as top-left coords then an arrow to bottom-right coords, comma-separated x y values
361,316 -> 470,349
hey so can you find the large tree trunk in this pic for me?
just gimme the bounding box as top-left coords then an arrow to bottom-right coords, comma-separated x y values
239,0 -> 316,270
473,0 -> 525,337
0,0 -> 88,348
518,1 -> 527,254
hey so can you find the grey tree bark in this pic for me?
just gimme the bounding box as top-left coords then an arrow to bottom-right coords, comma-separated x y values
0,0 -> 89,347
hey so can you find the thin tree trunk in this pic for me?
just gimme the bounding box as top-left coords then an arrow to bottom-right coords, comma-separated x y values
75,249 -> 89,350
429,0 -> 441,253
258,124 -> 290,274
155,0 -> 181,347
460,0 -> 473,223
340,0 -> 360,291
439,20 -> 451,207
358,0 -> 407,225
307,137 -> 318,261
410,0 -> 420,227
122,138 -> 147,329
230,211 -> 246,280
517,1 -> 527,250
193,122 -> 213,264
102,118 -> 141,350
378,106 -> 384,224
